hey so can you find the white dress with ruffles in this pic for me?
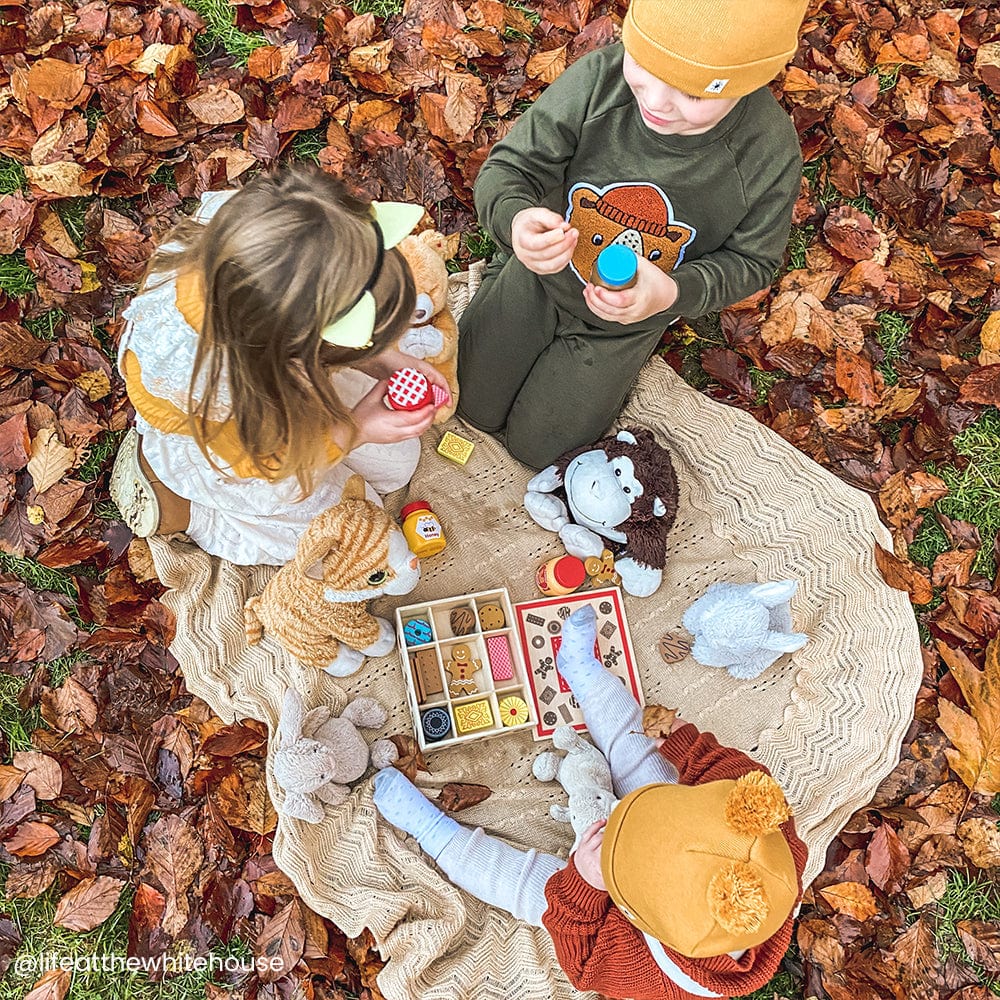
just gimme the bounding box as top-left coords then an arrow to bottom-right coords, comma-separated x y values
117,192 -> 420,566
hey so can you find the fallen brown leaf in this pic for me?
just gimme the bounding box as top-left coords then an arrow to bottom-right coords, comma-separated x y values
437,782 -> 491,811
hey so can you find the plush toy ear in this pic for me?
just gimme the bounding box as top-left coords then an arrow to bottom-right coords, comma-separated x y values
762,631 -> 808,653
341,474 -> 366,502
296,515 -> 340,579
279,688 -> 305,742
616,430 -> 637,445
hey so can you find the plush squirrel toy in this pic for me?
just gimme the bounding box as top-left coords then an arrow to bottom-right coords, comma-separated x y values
395,230 -> 460,422
273,688 -> 398,824
524,427 -> 679,598
244,475 -> 420,676
532,725 -> 618,850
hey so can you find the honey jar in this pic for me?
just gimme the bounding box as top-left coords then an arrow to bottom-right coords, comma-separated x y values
400,501 -> 447,557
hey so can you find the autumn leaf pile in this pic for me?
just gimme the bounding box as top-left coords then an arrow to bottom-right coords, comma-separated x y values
1,0 -> 1000,997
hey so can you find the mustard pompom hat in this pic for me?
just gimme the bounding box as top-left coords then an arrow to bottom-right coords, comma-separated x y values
621,0 -> 809,99
601,771 -> 799,958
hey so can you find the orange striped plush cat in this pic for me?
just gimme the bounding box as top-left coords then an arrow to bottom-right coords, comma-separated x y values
244,475 -> 420,676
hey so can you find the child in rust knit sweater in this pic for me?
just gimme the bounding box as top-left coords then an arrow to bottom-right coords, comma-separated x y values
374,606 -> 808,1000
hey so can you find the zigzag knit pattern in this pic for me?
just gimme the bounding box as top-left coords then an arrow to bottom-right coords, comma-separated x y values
148,274 -> 921,1000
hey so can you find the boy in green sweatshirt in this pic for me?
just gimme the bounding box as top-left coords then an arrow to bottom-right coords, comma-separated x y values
457,0 -> 809,469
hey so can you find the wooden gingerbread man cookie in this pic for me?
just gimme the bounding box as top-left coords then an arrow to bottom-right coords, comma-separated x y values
445,643 -> 481,695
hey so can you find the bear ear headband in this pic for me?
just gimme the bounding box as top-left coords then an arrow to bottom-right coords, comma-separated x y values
320,202 -> 425,350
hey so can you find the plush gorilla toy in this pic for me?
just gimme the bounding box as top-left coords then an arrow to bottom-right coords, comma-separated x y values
523,427 -> 679,597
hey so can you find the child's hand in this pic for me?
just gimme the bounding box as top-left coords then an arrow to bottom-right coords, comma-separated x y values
572,819 -> 608,891
512,207 -> 578,275
583,257 -> 679,325
652,715 -> 688,748
358,349 -> 450,400
350,379 -> 436,446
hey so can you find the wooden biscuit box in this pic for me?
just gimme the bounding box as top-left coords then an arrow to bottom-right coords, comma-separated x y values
395,589 -> 535,752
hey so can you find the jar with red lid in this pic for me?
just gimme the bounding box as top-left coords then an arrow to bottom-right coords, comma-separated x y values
536,555 -> 587,596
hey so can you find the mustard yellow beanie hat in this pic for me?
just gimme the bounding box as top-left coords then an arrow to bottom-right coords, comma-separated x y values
601,771 -> 799,958
622,0 -> 809,99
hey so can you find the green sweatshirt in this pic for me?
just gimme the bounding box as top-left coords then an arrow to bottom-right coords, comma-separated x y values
474,43 -> 802,321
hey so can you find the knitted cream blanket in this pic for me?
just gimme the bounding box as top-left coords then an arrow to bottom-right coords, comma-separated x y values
149,309 -> 921,1000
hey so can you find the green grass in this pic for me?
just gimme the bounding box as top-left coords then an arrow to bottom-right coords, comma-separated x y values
350,0 -> 404,16
749,367 -> 787,406
0,673 -> 42,760
24,308 -> 67,341
0,865 -> 259,1000
149,162 -> 178,191
501,0 -> 540,40
932,869 -> 1000,991
56,199 -> 89,248
0,154 -> 26,194
786,224 -> 814,270
0,251 -> 36,297
845,193 -> 878,220
875,64 -> 901,92
184,0 -> 266,65
908,511 -> 949,569
94,499 -> 123,522
742,968 -> 799,1000
875,311 -> 911,385
291,126 -> 326,163
0,553 -> 79,600
801,161 -> 836,206
932,408 -> 1000,577
78,430 -> 127,484
463,225 -> 496,262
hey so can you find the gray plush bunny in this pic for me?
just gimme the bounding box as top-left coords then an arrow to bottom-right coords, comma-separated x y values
532,725 -> 618,850
683,580 -> 808,680
273,688 -> 398,824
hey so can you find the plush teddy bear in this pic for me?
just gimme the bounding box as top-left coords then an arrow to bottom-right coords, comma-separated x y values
244,475 -> 421,677
523,427 -> 679,598
683,579 -> 808,680
273,688 -> 399,824
532,724 -> 618,850
395,230 -> 460,422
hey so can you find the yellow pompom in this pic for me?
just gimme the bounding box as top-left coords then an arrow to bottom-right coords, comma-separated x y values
724,771 -> 791,836
707,862 -> 768,935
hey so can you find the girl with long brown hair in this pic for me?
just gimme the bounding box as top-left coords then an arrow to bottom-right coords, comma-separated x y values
109,164 -> 447,565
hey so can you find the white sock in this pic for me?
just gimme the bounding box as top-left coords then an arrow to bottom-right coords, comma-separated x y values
557,606 -> 678,795
372,768 -> 460,859
435,827 -> 565,926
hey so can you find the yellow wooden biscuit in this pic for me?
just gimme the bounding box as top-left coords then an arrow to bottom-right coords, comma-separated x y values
437,431 -> 475,466
498,696 -> 528,727
453,698 -> 494,734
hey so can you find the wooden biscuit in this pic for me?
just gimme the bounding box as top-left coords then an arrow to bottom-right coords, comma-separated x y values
411,648 -> 442,702
450,607 -> 476,636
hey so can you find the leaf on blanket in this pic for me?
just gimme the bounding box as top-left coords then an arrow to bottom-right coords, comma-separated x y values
637,704 -> 678,740
936,638 -> 1000,794
437,782 -> 491,811
387,734 -> 429,782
